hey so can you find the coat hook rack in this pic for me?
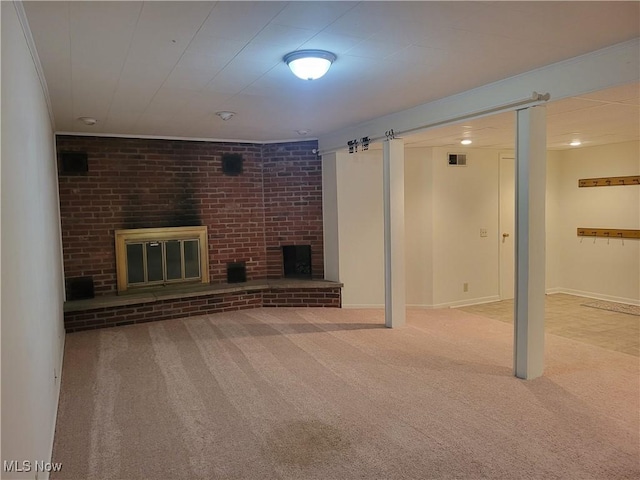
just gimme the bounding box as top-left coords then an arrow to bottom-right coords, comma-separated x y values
577,228 -> 640,239
578,175 -> 640,187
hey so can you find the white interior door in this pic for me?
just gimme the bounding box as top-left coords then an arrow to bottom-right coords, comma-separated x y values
499,154 -> 515,299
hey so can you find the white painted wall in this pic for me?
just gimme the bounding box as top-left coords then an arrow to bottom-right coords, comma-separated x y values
1,3 -> 66,478
545,150 -> 564,292
337,146 -> 504,308
336,150 -> 385,307
405,148 -> 434,307
335,141 -> 639,308
430,147 -> 502,307
551,141 -> 640,304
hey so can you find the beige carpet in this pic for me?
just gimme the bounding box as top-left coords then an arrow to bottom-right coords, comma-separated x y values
51,308 -> 639,479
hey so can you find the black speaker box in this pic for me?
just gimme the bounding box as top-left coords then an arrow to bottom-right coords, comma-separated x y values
66,276 -> 95,300
227,262 -> 247,283
60,152 -> 89,174
221,153 -> 243,176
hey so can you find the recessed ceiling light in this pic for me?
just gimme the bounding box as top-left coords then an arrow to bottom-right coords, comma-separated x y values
284,50 -> 336,81
296,129 -> 310,136
570,140 -> 582,146
78,116 -> 97,126
215,111 -> 235,121
461,139 -> 472,145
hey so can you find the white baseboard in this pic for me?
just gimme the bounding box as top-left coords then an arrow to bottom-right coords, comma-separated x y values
341,304 -> 384,309
548,288 -> 640,306
344,296 -> 503,310
440,295 -> 501,309
414,295 -> 502,309
343,290 -> 639,309
46,330 -> 66,480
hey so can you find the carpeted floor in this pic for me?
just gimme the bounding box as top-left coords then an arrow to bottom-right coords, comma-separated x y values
51,308 -> 639,479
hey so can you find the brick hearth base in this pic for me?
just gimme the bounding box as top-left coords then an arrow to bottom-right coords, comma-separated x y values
63,280 -> 342,332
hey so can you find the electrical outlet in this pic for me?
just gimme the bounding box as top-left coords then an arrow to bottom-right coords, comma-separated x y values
463,282 -> 469,292
480,228 -> 488,238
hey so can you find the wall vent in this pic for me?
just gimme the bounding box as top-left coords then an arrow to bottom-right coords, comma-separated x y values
448,153 -> 467,166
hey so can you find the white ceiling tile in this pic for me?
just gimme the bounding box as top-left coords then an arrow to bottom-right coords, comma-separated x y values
322,2 -> 392,39
69,2 -> 141,71
109,84 -> 158,114
186,34 -> 246,59
163,66 -> 219,91
103,112 -> 141,132
344,37 -> 412,60
251,24 -> 317,49
232,42 -> 284,67
144,88 -> 198,116
298,32 -> 363,56
21,1 -> 640,147
135,112 -> 174,131
271,2 -> 357,30
578,83 -> 640,103
198,2 -> 287,42
135,1 -> 216,47
125,35 -> 187,69
117,61 -> 172,90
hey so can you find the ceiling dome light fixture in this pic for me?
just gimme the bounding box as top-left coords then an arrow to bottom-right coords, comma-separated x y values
460,139 -> 472,145
215,111 -> 235,121
570,140 -> 582,146
284,49 -> 336,81
78,116 -> 97,126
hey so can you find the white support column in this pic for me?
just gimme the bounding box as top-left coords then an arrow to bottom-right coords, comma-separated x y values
322,152 -> 340,282
514,106 -> 547,379
383,139 -> 406,328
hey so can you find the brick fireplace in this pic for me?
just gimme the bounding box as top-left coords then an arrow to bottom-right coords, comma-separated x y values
57,135 -> 340,331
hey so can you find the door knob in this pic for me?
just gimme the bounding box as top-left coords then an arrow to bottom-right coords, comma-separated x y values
502,233 -> 510,238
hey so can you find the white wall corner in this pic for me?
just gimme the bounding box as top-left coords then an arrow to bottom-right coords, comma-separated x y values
13,1 -> 56,130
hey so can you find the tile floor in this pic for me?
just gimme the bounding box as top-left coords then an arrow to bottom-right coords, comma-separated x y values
459,293 -> 639,356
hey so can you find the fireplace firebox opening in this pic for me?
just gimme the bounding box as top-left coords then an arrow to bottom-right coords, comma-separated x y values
282,245 -> 312,279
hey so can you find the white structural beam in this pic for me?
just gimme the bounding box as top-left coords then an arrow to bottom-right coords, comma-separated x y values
321,152 -> 340,282
514,106 -> 547,380
383,138 -> 406,328
318,39 -> 639,154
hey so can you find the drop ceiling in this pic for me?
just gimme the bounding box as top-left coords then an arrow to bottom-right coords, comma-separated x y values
21,1 -> 640,149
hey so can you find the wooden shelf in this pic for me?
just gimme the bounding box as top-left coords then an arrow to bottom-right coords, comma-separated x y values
578,175 -> 640,187
577,228 -> 640,239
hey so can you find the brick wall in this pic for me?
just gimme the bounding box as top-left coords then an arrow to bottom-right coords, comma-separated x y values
263,141 -> 324,279
57,135 -> 323,295
64,291 -> 264,332
263,288 -> 341,307
63,287 -> 341,332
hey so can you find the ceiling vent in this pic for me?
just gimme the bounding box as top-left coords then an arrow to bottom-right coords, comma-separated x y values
448,153 -> 467,166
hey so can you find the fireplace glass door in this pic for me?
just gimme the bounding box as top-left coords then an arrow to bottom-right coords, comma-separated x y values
125,238 -> 201,287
